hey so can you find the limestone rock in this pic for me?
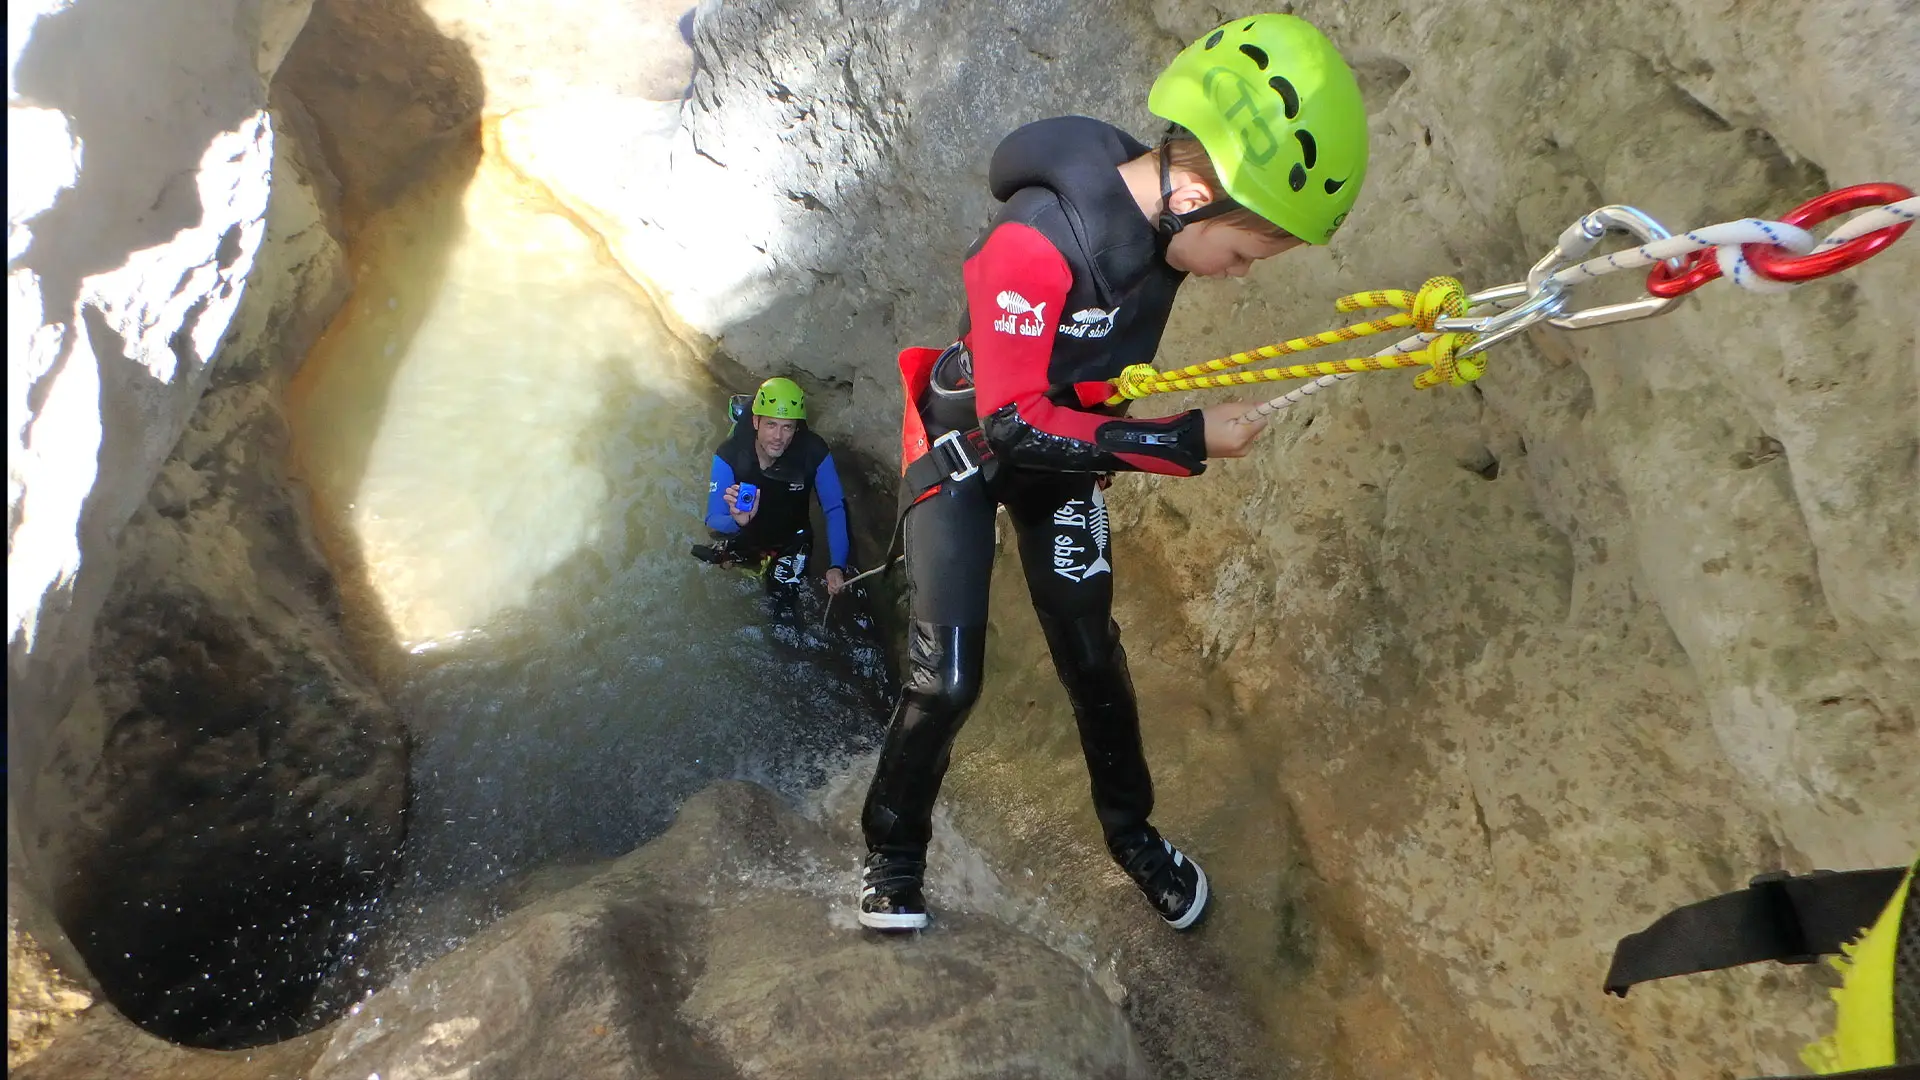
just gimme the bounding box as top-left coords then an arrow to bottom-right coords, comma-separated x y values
7,920 -> 91,1069
31,80 -> 408,1048
418,0 -> 696,109
11,1004 -> 325,1080
8,0 -> 315,991
499,0 -> 1918,1076
310,781 -> 1148,1080
270,0 -> 486,229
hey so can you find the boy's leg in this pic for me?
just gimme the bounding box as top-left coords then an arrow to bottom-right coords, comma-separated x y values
1005,473 -> 1208,930
1002,473 -> 1153,844
857,476 -> 995,929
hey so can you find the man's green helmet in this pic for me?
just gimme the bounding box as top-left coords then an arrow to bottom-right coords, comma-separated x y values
1148,14 -> 1368,245
751,376 -> 807,420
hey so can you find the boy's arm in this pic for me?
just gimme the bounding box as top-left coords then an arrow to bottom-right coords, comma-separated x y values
705,456 -> 740,533
813,452 -> 852,568
964,222 -> 1207,476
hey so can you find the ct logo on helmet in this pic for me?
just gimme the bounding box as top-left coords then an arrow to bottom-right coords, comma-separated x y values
1201,66 -> 1279,167
1148,13 -> 1371,246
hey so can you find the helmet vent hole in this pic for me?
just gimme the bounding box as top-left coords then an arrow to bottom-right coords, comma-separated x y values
1295,130 -> 1317,168
1289,163 -> 1307,192
1268,76 -> 1300,119
1325,177 -> 1348,195
1242,21 -> 1255,30
1238,43 -> 1269,70
1204,29 -> 1224,49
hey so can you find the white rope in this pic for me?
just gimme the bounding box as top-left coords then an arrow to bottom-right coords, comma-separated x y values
1242,331 -> 1436,421
1547,197 -> 1920,295
1548,220 -> 1815,287
1816,198 -> 1920,245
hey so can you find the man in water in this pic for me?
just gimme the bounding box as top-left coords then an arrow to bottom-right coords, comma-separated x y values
700,377 -> 852,596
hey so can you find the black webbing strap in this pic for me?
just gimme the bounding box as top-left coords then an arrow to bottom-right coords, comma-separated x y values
900,426 -> 993,504
1753,1065 -> 1920,1080
870,426 -> 995,576
1605,867 -> 1907,998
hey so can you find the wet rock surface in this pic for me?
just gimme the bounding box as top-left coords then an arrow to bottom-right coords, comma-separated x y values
10,0 -> 310,976
12,1007 -> 325,1080
7,920 -> 91,1069
9,0 -> 451,1049
309,782 -> 1149,1080
43,76 -> 416,1047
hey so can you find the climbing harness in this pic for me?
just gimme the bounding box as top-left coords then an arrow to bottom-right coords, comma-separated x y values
689,541 -> 805,585
1606,859 -> 1919,1078
1098,184 -> 1916,422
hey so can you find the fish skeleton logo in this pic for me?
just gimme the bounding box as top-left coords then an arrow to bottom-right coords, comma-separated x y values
1058,305 -> 1119,339
1050,490 -> 1111,581
992,290 -> 1048,338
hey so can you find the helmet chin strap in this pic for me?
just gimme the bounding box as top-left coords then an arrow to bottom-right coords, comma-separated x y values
1157,138 -> 1240,241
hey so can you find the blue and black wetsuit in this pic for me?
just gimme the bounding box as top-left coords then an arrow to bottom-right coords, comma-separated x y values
705,418 -> 850,586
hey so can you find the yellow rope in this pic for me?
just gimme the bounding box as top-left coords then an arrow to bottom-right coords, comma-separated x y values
1105,277 -> 1484,404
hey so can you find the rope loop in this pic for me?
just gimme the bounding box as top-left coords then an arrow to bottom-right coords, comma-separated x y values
1410,276 -> 1470,332
1110,363 -> 1165,402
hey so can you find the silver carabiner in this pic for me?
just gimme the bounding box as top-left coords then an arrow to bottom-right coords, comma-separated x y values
1533,205 -> 1684,330
1435,281 -> 1566,338
1457,288 -> 1571,358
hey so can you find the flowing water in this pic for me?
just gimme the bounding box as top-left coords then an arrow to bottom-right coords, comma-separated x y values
286,136 -> 893,987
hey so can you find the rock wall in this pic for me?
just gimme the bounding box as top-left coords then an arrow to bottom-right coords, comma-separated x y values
7,0 -> 1914,1073
9,0 -> 318,979
41,81 -> 415,1046
504,0 -> 1919,1075
6,0 -> 449,1048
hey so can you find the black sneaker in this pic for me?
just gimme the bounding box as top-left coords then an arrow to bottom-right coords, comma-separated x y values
858,850 -> 929,932
1112,828 -> 1209,930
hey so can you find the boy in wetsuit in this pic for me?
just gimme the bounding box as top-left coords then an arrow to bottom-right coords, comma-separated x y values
857,14 -> 1370,931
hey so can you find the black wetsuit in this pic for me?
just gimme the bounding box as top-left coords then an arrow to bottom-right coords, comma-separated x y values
861,117 -> 1210,861
705,419 -> 850,587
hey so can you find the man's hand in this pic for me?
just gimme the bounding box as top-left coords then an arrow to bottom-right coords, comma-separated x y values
1200,402 -> 1272,459
723,483 -> 757,526
825,567 -> 847,596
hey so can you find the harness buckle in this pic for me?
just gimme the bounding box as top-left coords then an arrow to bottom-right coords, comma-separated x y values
931,429 -> 981,483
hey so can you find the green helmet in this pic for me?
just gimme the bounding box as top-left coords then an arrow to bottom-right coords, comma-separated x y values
1148,14 -> 1368,244
751,376 -> 807,420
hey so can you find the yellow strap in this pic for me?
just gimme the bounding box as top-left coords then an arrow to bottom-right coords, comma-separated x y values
1106,276 -> 1478,405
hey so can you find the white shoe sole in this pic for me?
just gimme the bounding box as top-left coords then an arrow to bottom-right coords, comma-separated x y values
858,908 -> 929,931
1165,861 -> 1209,931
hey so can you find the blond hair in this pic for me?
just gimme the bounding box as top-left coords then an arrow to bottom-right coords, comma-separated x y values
1162,136 -> 1293,241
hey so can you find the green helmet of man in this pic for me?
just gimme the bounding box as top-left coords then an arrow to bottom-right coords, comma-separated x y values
1148,14 -> 1369,244
752,377 -> 807,421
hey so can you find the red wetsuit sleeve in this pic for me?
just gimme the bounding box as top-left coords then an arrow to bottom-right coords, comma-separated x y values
963,222 -> 1206,476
